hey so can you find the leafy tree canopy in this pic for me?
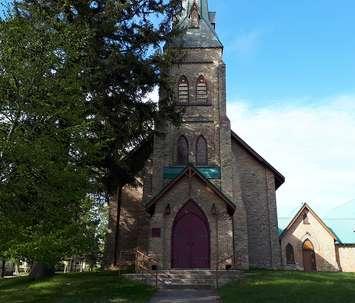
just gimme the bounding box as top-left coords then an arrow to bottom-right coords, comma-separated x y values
0,0 -> 181,276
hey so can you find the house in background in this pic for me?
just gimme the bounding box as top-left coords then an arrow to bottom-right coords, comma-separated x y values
280,202 -> 355,272
0,260 -> 30,277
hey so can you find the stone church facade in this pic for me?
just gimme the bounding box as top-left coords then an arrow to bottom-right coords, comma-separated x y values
280,203 -> 355,272
105,0 -> 285,270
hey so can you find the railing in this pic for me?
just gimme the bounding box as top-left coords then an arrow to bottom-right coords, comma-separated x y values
135,250 -> 159,289
215,255 -> 243,288
117,250 -> 136,276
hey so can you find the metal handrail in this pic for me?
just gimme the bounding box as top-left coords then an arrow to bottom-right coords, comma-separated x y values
216,255 -> 234,269
136,249 -> 159,265
135,249 -> 159,289
117,250 -> 136,276
215,254 -> 235,289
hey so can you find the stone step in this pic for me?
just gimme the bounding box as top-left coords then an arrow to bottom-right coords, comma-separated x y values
123,270 -> 243,288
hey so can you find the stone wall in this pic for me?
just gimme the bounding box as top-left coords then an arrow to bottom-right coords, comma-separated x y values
232,140 -> 281,269
150,47 -> 228,198
336,245 -> 355,272
104,183 -> 150,268
148,174 -> 234,270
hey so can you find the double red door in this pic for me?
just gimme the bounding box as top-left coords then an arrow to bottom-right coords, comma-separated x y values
171,201 -> 210,269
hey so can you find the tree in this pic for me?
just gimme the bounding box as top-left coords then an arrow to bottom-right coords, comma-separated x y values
0,5 -> 97,278
0,0 -> 181,278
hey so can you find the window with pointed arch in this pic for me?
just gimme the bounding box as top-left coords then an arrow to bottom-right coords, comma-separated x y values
196,135 -> 208,166
286,243 -> 295,265
196,75 -> 208,104
176,135 -> 189,165
178,76 -> 189,104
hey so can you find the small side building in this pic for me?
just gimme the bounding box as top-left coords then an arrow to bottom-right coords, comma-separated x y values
280,203 -> 355,272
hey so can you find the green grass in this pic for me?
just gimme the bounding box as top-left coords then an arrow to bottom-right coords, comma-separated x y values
219,270 -> 355,303
0,271 -> 155,303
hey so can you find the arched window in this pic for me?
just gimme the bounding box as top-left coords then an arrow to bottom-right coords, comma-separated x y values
178,76 -> 189,104
196,75 -> 208,104
286,243 -> 295,265
177,135 -> 189,165
196,135 -> 208,166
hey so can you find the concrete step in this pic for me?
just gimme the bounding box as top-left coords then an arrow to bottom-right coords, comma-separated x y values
124,269 -> 243,288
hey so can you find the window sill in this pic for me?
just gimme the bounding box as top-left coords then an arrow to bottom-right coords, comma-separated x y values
176,103 -> 212,107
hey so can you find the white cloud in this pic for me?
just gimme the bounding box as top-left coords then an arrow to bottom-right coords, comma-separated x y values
228,29 -> 263,55
227,95 -> 355,217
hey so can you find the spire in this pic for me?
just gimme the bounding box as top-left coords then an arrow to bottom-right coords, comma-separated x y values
199,0 -> 209,22
172,0 -> 222,49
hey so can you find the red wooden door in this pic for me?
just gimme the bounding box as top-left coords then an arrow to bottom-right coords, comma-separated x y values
171,201 -> 210,269
303,239 -> 317,272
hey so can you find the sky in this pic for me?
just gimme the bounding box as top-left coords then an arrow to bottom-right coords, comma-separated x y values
208,0 -> 355,217
1,1 -> 354,219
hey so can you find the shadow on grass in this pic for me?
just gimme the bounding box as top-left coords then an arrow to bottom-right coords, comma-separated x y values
219,270 -> 355,303
0,271 -> 155,303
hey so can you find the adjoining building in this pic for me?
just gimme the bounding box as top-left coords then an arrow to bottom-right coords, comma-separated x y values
280,202 -> 355,272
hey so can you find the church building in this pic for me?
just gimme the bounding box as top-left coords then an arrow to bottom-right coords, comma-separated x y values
280,203 -> 355,272
105,0 -> 285,271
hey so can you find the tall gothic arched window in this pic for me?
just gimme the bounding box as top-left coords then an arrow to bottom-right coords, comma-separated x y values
196,75 -> 208,104
196,135 -> 208,166
178,76 -> 189,104
286,243 -> 295,265
177,135 -> 189,165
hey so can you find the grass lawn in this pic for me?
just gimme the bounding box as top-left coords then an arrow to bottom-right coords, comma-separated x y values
0,271 -> 155,303
219,270 -> 355,303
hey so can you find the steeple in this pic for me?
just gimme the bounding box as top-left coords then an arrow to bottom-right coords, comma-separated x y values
172,0 -> 222,49
199,0 -> 210,22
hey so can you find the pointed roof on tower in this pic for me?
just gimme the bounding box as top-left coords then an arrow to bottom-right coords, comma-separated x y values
171,0 -> 223,49
199,0 -> 210,22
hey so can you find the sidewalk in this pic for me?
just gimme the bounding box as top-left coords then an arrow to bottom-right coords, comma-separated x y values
148,289 -> 222,303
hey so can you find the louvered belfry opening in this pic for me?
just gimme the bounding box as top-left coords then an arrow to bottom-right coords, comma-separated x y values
196,75 -> 208,103
178,76 -> 189,104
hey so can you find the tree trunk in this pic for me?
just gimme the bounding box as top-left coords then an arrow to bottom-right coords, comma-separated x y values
1,260 -> 5,278
29,262 -> 55,280
113,185 -> 123,267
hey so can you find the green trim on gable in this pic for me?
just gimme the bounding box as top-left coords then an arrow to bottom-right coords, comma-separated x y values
163,166 -> 221,180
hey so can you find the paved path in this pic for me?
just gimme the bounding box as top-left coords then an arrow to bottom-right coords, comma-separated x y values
148,289 -> 222,303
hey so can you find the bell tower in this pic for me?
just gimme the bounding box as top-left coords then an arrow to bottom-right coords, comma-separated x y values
145,0 -> 235,201
141,0 -> 250,271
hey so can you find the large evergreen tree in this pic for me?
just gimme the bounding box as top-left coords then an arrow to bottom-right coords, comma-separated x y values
0,0 -> 181,278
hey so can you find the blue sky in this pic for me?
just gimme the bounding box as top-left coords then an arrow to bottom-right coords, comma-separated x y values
210,0 -> 355,105
209,1 -> 355,217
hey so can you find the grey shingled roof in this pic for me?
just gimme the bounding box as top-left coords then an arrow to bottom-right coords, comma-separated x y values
171,0 -> 223,49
